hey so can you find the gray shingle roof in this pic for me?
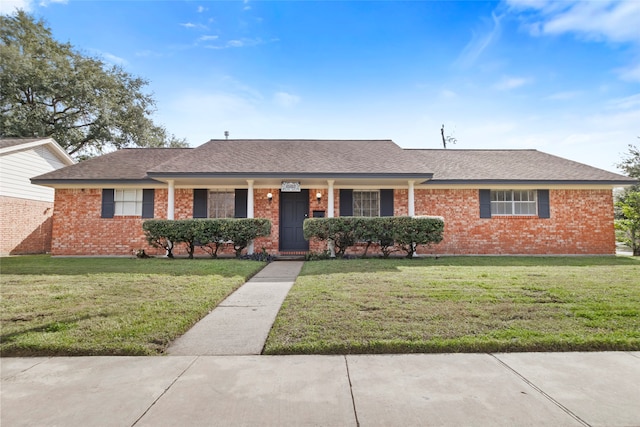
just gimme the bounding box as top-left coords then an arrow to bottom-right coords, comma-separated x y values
32,148 -> 191,183
410,149 -> 635,184
30,142 -> 636,186
148,139 -> 430,177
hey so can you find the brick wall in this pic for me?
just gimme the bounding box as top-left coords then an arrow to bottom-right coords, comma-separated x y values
0,196 -> 54,255
49,187 -> 616,256
412,188 -> 616,255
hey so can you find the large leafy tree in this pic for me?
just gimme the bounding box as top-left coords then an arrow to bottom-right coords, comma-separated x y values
615,143 -> 640,256
0,11 -> 186,158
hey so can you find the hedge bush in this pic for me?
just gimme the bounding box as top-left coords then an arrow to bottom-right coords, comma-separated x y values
142,218 -> 271,259
142,219 -> 179,258
303,216 -> 444,258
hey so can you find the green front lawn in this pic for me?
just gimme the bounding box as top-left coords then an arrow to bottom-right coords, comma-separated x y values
0,256 -> 265,356
264,256 -> 640,354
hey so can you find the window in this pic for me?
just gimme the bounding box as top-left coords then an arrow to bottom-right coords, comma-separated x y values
208,191 -> 235,218
114,189 -> 143,216
491,190 -> 537,216
353,190 -> 380,217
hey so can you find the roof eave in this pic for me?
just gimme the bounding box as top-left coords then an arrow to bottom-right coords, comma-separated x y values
31,178 -> 161,186
147,172 -> 434,180
423,179 -> 638,186
0,137 -> 75,165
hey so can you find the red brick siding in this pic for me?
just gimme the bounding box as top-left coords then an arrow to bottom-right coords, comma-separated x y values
51,189 -> 154,256
0,196 -> 54,255
49,187 -> 616,256
413,188 -> 615,255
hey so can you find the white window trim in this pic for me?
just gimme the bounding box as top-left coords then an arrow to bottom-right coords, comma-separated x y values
114,189 -> 143,216
490,190 -> 537,216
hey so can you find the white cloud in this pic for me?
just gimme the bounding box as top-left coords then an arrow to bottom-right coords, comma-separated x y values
545,91 -> 581,100
204,37 -> 277,50
493,76 -> 532,90
197,6 -> 206,13
0,0 -> 32,14
228,40 -> 245,48
617,62 -> 640,82
1,0 -> 66,14
273,92 -> 300,108
455,12 -> 503,68
505,0 -> 640,44
440,89 -> 457,99
198,35 -> 219,42
39,0 -> 67,6
605,93 -> 640,110
101,52 -> 128,66
87,49 -> 128,66
180,22 -> 207,30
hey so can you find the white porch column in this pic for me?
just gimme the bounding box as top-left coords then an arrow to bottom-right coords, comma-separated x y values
408,180 -> 415,217
327,180 -> 335,218
167,180 -> 175,220
247,180 -> 255,255
327,180 -> 336,257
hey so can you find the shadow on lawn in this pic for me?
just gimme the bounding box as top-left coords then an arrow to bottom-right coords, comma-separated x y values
297,255 -> 639,276
0,255 -> 263,277
0,314 -> 108,357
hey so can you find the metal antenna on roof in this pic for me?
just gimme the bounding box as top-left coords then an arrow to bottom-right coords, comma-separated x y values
441,124 -> 457,149
224,131 -> 229,140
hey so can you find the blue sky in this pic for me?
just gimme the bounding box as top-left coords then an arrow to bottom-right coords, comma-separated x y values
2,0 -> 639,174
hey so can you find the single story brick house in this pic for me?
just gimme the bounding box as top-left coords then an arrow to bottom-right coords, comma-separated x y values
31,139 -> 635,257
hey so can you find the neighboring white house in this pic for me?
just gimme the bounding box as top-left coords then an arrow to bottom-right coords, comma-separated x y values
0,138 -> 75,255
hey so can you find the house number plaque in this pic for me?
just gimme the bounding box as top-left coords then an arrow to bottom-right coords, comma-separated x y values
281,181 -> 301,192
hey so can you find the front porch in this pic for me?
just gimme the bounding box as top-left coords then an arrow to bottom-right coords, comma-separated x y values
160,179 -> 419,255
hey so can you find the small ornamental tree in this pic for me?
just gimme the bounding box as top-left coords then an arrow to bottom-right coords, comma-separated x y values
615,143 -> 640,256
304,216 -> 444,258
303,218 -> 357,258
142,218 -> 271,258
615,192 -> 640,256
353,217 -> 395,258
197,219 -> 228,258
142,220 -> 178,258
220,218 -> 271,257
391,216 -> 444,258
172,220 -> 203,259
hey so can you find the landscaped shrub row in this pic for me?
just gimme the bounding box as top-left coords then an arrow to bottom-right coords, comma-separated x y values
142,219 -> 271,258
303,216 -> 444,258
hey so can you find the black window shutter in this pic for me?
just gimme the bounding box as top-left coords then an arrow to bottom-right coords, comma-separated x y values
479,189 -> 491,218
380,189 -> 394,217
538,190 -> 550,218
142,189 -> 155,218
234,189 -> 248,218
101,189 -> 115,218
340,189 -> 353,216
193,189 -> 208,218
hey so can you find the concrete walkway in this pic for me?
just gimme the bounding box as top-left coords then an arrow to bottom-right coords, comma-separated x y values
2,352 -> 639,426
167,261 -> 304,356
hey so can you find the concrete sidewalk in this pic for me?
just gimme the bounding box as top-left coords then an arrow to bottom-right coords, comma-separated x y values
167,261 -> 304,356
2,352 -> 639,426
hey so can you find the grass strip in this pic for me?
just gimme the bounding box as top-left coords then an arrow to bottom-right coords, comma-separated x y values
1,256 -> 265,356
264,256 -> 640,354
